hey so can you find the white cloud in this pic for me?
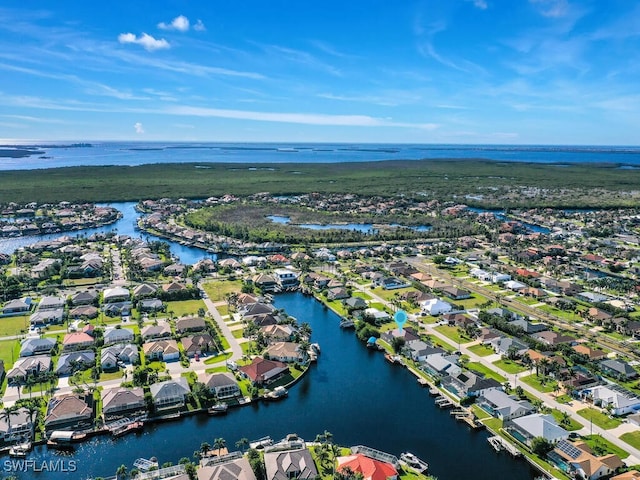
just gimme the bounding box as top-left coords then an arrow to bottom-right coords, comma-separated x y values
118,33 -> 170,51
530,0 -> 569,18
466,0 -> 488,9
158,15 -> 190,32
134,122 -> 144,134
193,20 -> 206,32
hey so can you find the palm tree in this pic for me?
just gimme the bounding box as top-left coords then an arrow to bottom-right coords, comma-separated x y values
235,437 -> 249,453
200,441 -> 211,457
213,437 -> 226,457
0,406 -> 19,441
116,464 -> 128,480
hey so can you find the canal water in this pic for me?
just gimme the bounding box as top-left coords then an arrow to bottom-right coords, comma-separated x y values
17,292 -> 537,480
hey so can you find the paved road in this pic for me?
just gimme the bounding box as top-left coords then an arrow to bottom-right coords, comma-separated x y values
199,284 -> 243,362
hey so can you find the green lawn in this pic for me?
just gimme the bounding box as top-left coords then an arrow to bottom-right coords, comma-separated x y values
467,343 -> 494,357
621,431 -> 640,451
483,417 -> 503,432
0,315 -> 30,336
216,304 -> 230,317
435,325 -> 471,346
519,373 -> 557,393
371,287 -> 415,302
202,279 -> 243,302
577,408 -> 622,430
549,409 -> 583,431
581,434 -> 628,458
493,359 -> 527,374
465,362 -> 507,383
0,338 -> 20,369
203,352 -> 233,365
165,300 -> 206,318
471,404 -> 492,420
232,329 -> 245,339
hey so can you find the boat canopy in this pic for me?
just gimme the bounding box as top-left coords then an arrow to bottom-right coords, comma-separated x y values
49,431 -> 74,442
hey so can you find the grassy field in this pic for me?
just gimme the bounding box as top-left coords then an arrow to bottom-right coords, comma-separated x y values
549,409 -> 583,431
2,160 -> 640,207
202,279 -> 243,302
621,431 -> 640,451
519,373 -> 557,393
577,408 -> 623,430
466,362 -> 507,383
165,300 -> 206,318
434,325 -> 472,345
467,343 -> 494,357
581,434 -> 628,458
0,315 -> 30,336
493,359 -> 527,374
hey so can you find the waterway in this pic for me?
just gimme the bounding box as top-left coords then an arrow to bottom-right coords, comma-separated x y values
0,202 -> 212,264
266,215 -> 432,234
16,292 -> 537,480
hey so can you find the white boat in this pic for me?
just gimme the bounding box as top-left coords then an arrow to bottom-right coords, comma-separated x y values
9,441 -> 31,458
265,386 -> 288,400
399,452 -> 429,473
207,403 -> 229,415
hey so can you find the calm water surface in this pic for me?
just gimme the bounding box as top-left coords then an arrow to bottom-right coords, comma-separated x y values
18,293 -> 537,480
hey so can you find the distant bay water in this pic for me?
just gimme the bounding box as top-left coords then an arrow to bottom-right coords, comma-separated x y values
2,142 -> 640,170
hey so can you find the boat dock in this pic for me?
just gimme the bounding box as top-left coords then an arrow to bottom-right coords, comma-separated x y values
434,396 -> 454,409
487,436 -> 521,457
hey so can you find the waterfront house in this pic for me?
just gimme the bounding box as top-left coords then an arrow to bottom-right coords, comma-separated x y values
0,407 -> 34,442
198,455 -> 257,480
441,370 -> 501,398
19,337 -> 56,357
143,339 -> 180,362
585,385 -> 640,416
364,307 -> 391,323
252,273 -> 278,292
251,314 -> 279,328
327,286 -> 349,300
62,332 -> 95,351
548,439 -> 623,480
261,324 -> 297,343
239,302 -> 276,319
344,296 -> 368,312
422,353 -> 461,378
381,327 -> 420,345
175,316 -> 207,334
202,372 -> 241,400
182,334 -> 215,357
405,342 -> 444,362
239,357 -> 289,386
336,453 -> 398,480
56,350 -> 95,375
264,342 -> 305,363
264,448 -> 318,480
506,413 -> 569,447
141,322 -> 172,340
477,389 -> 534,421
150,377 -> 190,410
218,258 -> 241,270
600,359 -> 638,380
7,355 -> 52,384
103,327 -> 135,346
44,394 -> 94,432
101,387 -> 146,421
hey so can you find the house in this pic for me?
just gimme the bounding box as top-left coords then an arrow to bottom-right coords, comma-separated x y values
585,385 -> 640,416
477,389 -> 534,421
162,281 -> 186,294
274,269 -> 299,289
239,357 -> 289,386
264,342 -> 304,363
139,298 -> 164,313
70,290 -> 98,306
56,350 -> 95,375
548,440 -> 623,480
261,324 -> 297,343
420,298 -> 452,316
327,287 -> 349,300
441,286 -> 471,300
506,413 -> 569,447
490,337 -> 529,357
141,322 -> 172,340
62,332 -> 95,351
182,334 -> 215,357
202,372 -> 241,399
441,370 -> 501,398
252,274 -> 278,292
363,307 -> 391,323
164,263 -> 186,276
378,277 -> 410,290
264,448 -> 318,480
405,342 -> 444,362
572,344 -> 607,360
2,297 -> 32,315
218,258 -> 241,270
239,302 -> 277,319
7,355 -> 52,384
150,377 -> 190,410
443,313 -> 475,329
336,454 -> 398,480
504,280 -> 527,291
69,305 -> 99,319
612,472 -> 640,480
0,407 -> 34,442
198,456 -> 257,480
103,327 -> 135,346
143,339 -> 180,362
381,327 -> 420,345
577,291 -> 609,304
133,283 -> 158,298
531,330 -> 575,347
30,308 -> 64,326
44,394 -> 93,432
600,359 -> 638,380
103,286 -> 130,303
422,353 -> 461,378
101,387 -> 146,421
509,318 -> 548,334
101,344 -> 139,371
37,295 -> 65,310
175,316 -> 207,334
19,337 -> 56,357
102,301 -> 132,317
344,297 -> 368,311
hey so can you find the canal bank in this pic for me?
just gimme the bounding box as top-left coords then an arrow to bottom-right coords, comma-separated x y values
16,292 -> 537,480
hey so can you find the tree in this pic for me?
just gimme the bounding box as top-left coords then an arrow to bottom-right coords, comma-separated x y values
531,437 -> 553,457
214,437 -> 226,457
116,464 -> 128,480
391,336 -> 406,354
200,441 -> 211,457
235,437 -> 249,452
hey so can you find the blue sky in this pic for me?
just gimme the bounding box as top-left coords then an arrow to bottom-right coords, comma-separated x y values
1,0 -> 639,144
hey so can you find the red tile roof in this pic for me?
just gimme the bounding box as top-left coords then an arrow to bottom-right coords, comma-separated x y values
337,454 -> 398,480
